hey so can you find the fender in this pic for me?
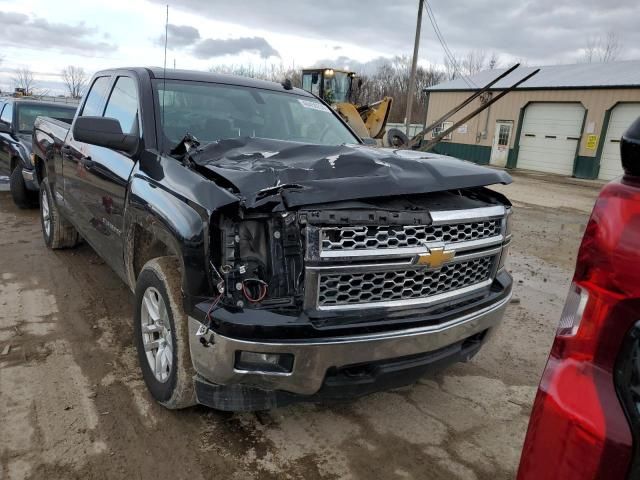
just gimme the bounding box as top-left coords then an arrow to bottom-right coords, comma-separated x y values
125,153 -> 240,314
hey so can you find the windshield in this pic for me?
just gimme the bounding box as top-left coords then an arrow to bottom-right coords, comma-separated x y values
154,80 -> 359,150
323,72 -> 352,104
17,104 -> 76,133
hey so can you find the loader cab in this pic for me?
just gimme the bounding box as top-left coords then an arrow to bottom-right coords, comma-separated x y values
301,68 -> 357,104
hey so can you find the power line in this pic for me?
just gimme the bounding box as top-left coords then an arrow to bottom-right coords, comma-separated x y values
425,2 -> 476,88
424,1 -> 479,89
424,1 -> 472,87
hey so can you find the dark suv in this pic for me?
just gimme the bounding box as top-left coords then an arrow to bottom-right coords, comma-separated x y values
0,98 -> 76,207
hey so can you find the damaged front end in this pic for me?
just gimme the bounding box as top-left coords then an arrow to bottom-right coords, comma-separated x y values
176,136 -> 513,409
211,210 -> 305,312
174,136 -> 514,323
189,187 -> 513,410
201,187 -> 512,335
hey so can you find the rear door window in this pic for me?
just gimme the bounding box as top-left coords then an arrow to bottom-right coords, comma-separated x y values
103,77 -> 139,135
81,76 -> 111,117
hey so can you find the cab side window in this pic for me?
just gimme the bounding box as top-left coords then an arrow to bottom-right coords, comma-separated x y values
103,77 -> 139,135
81,76 -> 111,117
1,102 -> 13,125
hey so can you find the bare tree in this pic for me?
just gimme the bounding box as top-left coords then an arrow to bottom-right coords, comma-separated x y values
461,49 -> 487,77
210,62 -> 301,86
488,52 -> 500,69
582,32 -> 622,63
12,67 -> 36,95
443,54 -> 463,80
443,50 -> 500,80
61,66 -> 88,98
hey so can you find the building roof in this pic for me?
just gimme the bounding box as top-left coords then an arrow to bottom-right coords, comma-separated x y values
425,60 -> 640,92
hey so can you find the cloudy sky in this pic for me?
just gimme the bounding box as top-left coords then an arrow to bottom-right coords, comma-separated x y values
0,0 -> 638,94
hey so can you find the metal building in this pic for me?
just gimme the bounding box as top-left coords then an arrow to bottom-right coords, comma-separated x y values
423,60 -> 640,180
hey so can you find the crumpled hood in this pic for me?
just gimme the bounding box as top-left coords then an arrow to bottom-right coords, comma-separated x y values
189,137 -> 512,208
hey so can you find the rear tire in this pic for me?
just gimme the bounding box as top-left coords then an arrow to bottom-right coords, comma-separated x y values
134,257 -> 196,409
40,178 -> 80,249
10,164 -> 37,209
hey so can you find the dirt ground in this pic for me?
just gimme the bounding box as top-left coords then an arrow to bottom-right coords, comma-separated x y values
0,172 -> 602,480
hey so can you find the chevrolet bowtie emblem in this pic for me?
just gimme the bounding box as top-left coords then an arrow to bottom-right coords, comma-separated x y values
415,247 -> 455,268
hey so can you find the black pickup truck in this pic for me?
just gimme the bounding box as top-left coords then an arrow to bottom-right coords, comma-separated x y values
0,98 -> 76,207
33,67 -> 513,411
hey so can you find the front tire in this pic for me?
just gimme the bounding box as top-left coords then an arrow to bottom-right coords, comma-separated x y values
134,257 -> 196,409
40,178 -> 80,249
10,164 -> 37,209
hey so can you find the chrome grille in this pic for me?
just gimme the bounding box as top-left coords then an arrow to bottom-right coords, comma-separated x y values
321,220 -> 501,252
317,257 -> 494,308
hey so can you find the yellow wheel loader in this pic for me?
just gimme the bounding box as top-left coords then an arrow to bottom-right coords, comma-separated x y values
301,68 -> 404,146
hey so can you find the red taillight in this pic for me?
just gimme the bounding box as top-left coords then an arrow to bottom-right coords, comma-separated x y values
518,178 -> 640,480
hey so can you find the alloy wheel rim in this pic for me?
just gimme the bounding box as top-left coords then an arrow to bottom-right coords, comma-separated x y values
41,190 -> 51,237
140,287 -> 173,383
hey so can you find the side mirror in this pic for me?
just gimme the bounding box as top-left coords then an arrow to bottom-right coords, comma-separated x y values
0,122 -> 11,134
73,116 -> 138,154
621,116 -> 640,177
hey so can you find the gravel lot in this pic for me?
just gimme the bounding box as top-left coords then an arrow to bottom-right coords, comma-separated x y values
0,171 -> 602,480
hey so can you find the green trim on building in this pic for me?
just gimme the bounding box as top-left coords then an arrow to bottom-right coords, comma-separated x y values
571,109 -> 589,177
594,107 -> 613,179
574,156 -> 599,179
431,142 -> 492,165
507,107 -> 527,169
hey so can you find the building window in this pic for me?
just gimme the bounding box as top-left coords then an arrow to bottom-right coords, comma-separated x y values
498,124 -> 510,146
432,121 -> 453,141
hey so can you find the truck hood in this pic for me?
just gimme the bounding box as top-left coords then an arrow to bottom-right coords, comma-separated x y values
189,137 -> 512,208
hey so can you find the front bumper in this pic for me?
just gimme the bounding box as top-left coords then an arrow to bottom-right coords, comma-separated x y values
188,290 -> 511,401
21,167 -> 38,191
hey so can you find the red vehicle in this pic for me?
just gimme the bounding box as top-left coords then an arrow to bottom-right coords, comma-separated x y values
517,117 -> 640,479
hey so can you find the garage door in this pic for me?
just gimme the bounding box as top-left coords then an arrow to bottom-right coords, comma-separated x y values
599,103 -> 640,180
517,103 -> 584,176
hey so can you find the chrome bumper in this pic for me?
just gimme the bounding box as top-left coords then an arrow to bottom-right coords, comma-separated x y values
188,293 -> 511,396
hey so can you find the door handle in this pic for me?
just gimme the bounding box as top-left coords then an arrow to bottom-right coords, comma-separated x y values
81,156 -> 95,170
61,144 -> 72,158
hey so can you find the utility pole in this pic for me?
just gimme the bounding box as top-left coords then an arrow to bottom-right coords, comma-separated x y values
405,0 -> 424,136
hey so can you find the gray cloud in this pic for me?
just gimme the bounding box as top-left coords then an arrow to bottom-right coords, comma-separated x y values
151,0 -> 640,64
192,37 -> 280,59
156,23 -> 201,48
0,11 -> 116,55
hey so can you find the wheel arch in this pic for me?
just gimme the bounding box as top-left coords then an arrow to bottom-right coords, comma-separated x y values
126,221 -> 184,290
125,177 -> 213,310
10,155 -> 20,172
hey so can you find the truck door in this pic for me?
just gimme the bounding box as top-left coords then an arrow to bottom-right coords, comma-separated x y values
81,75 -> 140,278
66,75 -> 139,279
62,75 -> 112,223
